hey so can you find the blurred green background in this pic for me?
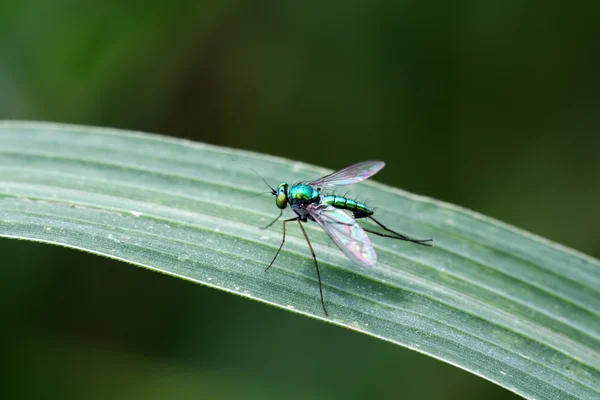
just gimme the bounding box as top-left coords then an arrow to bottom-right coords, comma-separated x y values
1,1 -> 598,399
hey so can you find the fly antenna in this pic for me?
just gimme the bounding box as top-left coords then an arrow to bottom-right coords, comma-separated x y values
249,166 -> 276,194
248,191 -> 273,198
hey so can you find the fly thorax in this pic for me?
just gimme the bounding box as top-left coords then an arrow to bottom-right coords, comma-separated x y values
288,185 -> 320,205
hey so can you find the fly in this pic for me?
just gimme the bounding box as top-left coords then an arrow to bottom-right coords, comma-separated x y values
261,161 -> 433,316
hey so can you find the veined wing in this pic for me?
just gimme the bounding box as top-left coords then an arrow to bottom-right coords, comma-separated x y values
307,204 -> 376,267
307,161 -> 385,188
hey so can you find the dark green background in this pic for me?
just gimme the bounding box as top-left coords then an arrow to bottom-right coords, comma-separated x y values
2,2 -> 598,399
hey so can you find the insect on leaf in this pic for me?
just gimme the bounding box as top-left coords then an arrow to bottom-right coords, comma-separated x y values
0,121 -> 598,400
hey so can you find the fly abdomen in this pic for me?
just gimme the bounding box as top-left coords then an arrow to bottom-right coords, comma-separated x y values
321,195 -> 373,219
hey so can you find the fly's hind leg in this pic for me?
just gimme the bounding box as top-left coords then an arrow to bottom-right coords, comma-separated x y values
366,216 -> 434,247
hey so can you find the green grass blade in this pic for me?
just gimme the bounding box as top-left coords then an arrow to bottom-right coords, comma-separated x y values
1,121 -> 598,399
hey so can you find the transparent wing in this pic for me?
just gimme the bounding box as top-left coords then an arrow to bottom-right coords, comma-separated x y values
307,161 -> 385,188
306,204 -> 376,267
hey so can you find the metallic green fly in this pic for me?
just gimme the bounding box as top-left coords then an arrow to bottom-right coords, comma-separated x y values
261,161 -> 433,316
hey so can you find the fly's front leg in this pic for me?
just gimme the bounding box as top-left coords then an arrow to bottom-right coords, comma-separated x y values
264,216 -> 329,316
265,217 -> 299,272
261,209 -> 283,230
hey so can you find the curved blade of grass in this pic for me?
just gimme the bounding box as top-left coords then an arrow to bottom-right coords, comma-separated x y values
0,121 -> 598,399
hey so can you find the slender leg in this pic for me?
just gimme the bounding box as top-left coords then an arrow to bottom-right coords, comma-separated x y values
261,209 -> 283,229
294,218 -> 328,316
265,216 -> 297,271
362,228 -> 412,239
367,216 -> 434,247
265,216 -> 329,316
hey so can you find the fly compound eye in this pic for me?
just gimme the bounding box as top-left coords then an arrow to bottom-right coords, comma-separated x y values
276,193 -> 287,209
275,183 -> 288,209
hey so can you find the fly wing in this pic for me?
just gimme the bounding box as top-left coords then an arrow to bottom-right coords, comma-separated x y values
306,204 -> 376,267
307,161 -> 385,188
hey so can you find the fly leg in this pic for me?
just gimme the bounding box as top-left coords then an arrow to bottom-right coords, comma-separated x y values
265,216 -> 297,271
295,219 -> 328,316
265,216 -> 329,316
366,216 -> 434,247
261,209 -> 283,229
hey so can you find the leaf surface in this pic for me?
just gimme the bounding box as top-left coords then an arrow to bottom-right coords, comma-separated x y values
1,121 -> 598,399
